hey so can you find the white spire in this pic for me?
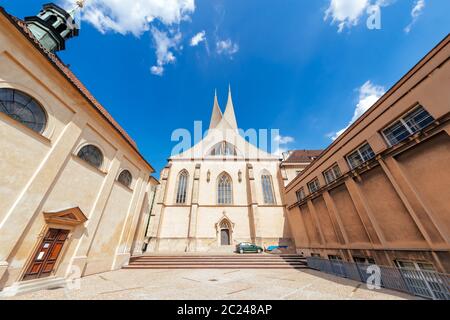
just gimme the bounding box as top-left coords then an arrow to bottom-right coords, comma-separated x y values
222,84 -> 238,129
209,89 -> 223,129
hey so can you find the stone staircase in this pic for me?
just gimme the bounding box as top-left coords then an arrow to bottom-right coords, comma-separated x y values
123,254 -> 307,270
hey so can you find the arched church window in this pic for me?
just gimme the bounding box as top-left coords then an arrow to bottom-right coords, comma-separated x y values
209,141 -> 237,156
217,173 -> 233,204
0,88 -> 47,133
118,170 -> 132,188
77,144 -> 103,169
176,170 -> 189,204
261,173 -> 276,204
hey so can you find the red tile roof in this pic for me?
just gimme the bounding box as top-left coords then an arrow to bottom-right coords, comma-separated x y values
0,7 -> 154,172
283,150 -> 323,163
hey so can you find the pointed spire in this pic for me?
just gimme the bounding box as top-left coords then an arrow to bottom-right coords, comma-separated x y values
223,84 -> 238,129
209,89 -> 223,129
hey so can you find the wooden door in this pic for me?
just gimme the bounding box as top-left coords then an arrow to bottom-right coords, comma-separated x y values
22,228 -> 69,281
220,229 -> 230,246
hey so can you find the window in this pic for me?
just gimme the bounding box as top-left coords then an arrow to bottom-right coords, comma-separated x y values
311,253 -> 321,258
323,164 -> 342,184
296,188 -> 305,202
0,88 -> 47,133
307,178 -> 320,194
346,143 -> 375,169
77,145 -> 103,169
328,255 -> 342,261
353,256 -> 376,264
383,106 -> 434,146
217,173 -> 233,204
395,260 -> 436,272
117,170 -> 132,188
209,141 -> 237,156
261,173 -> 276,204
176,170 -> 189,204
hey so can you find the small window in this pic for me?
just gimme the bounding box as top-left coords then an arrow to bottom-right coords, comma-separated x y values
296,188 -> 305,202
323,164 -> 342,184
117,170 -> 132,188
328,255 -> 342,261
261,174 -> 276,204
77,145 -> 103,169
346,143 -> 375,169
383,106 -> 434,146
0,88 -> 47,133
209,141 -> 237,156
311,253 -> 321,258
307,178 -> 320,194
176,170 -> 189,204
353,256 -> 376,264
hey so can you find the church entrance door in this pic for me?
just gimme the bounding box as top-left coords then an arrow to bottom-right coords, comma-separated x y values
22,228 -> 69,281
220,229 -> 230,246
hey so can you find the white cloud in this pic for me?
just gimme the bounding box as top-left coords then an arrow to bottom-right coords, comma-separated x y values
150,28 -> 182,76
274,135 -> 295,145
62,0 -> 195,76
405,0 -> 426,33
272,134 -> 295,156
216,39 -> 239,56
190,31 -> 206,46
67,0 -> 196,36
330,81 -> 385,140
324,0 -> 393,32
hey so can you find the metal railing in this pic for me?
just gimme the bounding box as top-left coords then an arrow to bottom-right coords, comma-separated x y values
307,257 -> 450,300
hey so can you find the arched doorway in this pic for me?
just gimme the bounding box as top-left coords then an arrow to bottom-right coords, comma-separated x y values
219,219 -> 232,246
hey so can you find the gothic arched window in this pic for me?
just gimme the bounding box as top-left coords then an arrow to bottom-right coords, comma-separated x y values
118,170 -> 132,188
176,170 -> 189,204
77,145 -> 103,169
217,173 -> 233,204
0,88 -> 47,133
209,141 -> 237,156
261,173 -> 276,204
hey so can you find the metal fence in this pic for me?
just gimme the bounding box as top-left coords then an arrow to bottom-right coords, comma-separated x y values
307,257 -> 450,300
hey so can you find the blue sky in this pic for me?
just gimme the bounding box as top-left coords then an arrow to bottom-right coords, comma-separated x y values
3,0 -> 449,173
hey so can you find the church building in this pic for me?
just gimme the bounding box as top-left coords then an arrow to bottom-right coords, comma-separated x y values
146,89 -> 292,252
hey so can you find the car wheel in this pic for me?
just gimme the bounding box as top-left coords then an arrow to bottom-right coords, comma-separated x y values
257,249 -> 262,253
240,249 -> 244,254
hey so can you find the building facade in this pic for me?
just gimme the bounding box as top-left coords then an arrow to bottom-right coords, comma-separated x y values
0,4 -> 156,293
284,35 -> 450,273
146,90 -> 292,252
280,150 -> 323,186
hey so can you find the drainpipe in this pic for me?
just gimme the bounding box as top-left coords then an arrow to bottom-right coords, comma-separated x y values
142,185 -> 158,252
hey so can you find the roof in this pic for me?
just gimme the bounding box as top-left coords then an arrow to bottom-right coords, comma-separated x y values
283,150 -> 323,164
0,7 -> 154,172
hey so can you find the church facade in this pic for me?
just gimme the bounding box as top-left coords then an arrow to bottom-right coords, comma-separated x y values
146,90 -> 292,252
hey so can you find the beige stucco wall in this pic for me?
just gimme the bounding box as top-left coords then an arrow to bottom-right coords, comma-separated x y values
0,15 -> 155,290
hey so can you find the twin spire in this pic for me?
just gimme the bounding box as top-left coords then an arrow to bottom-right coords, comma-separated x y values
209,86 -> 238,130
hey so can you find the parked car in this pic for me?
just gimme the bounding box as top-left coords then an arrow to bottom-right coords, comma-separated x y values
236,242 -> 263,254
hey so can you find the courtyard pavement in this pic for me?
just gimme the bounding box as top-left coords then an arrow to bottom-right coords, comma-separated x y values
3,268 -> 417,300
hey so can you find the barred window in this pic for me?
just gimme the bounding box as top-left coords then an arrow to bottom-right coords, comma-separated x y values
176,170 -> 189,204
0,88 -> 47,133
383,106 -> 434,146
307,178 -> 320,194
77,145 -> 103,169
217,173 -> 233,204
117,170 -> 132,188
346,143 -> 375,169
296,188 -> 305,202
209,141 -> 237,156
323,164 -> 342,184
261,174 -> 276,204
